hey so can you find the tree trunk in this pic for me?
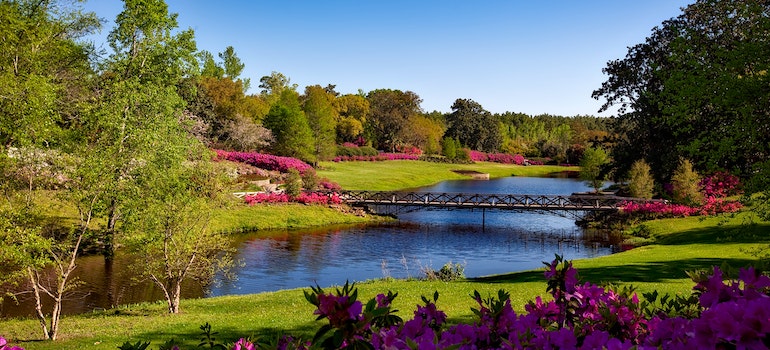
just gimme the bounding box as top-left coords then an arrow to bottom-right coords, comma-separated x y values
27,268 -> 50,340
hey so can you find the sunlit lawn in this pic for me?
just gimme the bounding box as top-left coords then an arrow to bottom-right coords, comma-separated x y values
317,160 -> 574,191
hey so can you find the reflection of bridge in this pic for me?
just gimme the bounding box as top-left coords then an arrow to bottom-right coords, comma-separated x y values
335,190 -> 661,219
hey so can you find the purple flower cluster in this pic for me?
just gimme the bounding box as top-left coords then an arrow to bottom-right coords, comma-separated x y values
469,150 -> 528,165
297,257 -> 770,349
0,337 -> 23,350
243,192 -> 342,205
214,149 -> 313,174
332,153 -> 420,162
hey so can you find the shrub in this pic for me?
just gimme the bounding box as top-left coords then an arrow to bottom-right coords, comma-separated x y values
282,169 -> 302,198
213,149 -> 312,174
671,158 -> 703,205
700,171 -> 742,198
422,261 -> 465,281
627,159 -> 655,199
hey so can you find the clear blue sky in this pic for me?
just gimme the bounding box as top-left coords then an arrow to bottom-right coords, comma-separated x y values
82,1 -> 692,117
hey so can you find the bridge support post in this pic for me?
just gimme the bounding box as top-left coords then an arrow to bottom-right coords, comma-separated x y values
482,208 -> 486,230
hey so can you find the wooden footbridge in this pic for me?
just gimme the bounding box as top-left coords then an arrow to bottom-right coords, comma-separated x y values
334,190 -> 658,214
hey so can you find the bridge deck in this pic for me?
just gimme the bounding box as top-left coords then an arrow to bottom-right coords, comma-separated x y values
335,191 -> 658,211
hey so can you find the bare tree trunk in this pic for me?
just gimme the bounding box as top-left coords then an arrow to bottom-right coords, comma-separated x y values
27,268 -> 50,340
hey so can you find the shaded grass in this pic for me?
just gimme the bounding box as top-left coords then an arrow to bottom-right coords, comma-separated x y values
317,161 -> 574,191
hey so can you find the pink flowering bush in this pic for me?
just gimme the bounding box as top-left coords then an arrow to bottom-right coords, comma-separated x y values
214,149 -> 313,174
699,171 -> 742,198
396,145 -> 423,155
332,153 -> 420,162
622,198 -> 742,218
469,150 -> 528,165
243,192 -> 341,205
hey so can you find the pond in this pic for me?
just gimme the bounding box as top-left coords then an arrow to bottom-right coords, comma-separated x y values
1,175 -> 619,318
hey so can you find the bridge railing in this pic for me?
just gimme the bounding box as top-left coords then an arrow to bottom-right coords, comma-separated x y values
331,190 -> 663,211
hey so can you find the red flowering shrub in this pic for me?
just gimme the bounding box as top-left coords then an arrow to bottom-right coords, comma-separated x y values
699,171 -> 742,198
243,192 -> 341,205
622,198 -> 742,218
213,150 -> 312,174
332,153 -> 420,162
470,150 -> 529,165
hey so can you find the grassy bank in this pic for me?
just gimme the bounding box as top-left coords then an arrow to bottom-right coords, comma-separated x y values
317,160 -> 574,191
4,208 -> 768,349
209,200 -> 379,233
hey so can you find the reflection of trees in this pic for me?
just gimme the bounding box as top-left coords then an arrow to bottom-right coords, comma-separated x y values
2,253 -> 206,318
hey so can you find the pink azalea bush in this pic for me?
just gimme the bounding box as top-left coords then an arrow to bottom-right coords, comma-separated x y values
297,257 -> 770,349
243,192 -> 342,205
622,198 -> 742,218
214,149 -> 313,174
332,153 -> 420,162
699,171 -> 742,198
469,150 -> 527,165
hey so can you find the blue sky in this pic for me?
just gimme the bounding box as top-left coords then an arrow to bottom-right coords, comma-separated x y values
82,1 -> 692,116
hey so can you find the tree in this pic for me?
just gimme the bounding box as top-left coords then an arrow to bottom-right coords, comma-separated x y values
580,147 -> 610,193
263,90 -> 315,162
366,89 -> 422,151
445,99 -> 501,152
401,115 -> 444,155
333,94 -> 370,143
0,0 -> 99,340
302,85 -> 338,162
627,159 -> 655,199
671,158 -> 703,205
259,71 -> 297,106
593,0 -> 770,186
122,150 -> 234,314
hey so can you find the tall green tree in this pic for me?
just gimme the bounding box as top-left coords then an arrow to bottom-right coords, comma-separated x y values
593,0 -> 770,185
302,85 -> 338,162
333,94 -> 370,143
671,158 -> 703,205
264,89 -> 315,162
366,89 -> 422,151
445,99 -> 501,152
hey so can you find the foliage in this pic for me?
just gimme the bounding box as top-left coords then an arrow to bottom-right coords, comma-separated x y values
579,147 -> 610,193
593,0 -> 770,186
243,192 -> 343,206
422,261 -> 466,282
627,159 -> 655,199
263,90 -> 316,163
333,94 -> 370,144
302,85 -> 338,162
445,98 -> 502,152
671,158 -> 703,206
283,169 -> 303,198
366,89 -> 423,151
622,197 -> 742,219
469,150 -> 527,165
332,153 -> 420,162
214,150 -> 313,174
699,171 -> 742,198
335,145 -> 379,157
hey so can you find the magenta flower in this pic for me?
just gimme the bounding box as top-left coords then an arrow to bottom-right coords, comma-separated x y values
232,338 -> 256,350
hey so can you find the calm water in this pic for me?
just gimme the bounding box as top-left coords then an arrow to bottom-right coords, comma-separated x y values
1,176 -> 618,318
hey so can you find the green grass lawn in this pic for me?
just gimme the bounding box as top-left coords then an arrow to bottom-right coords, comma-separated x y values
317,160 -> 574,191
4,207 -> 768,349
